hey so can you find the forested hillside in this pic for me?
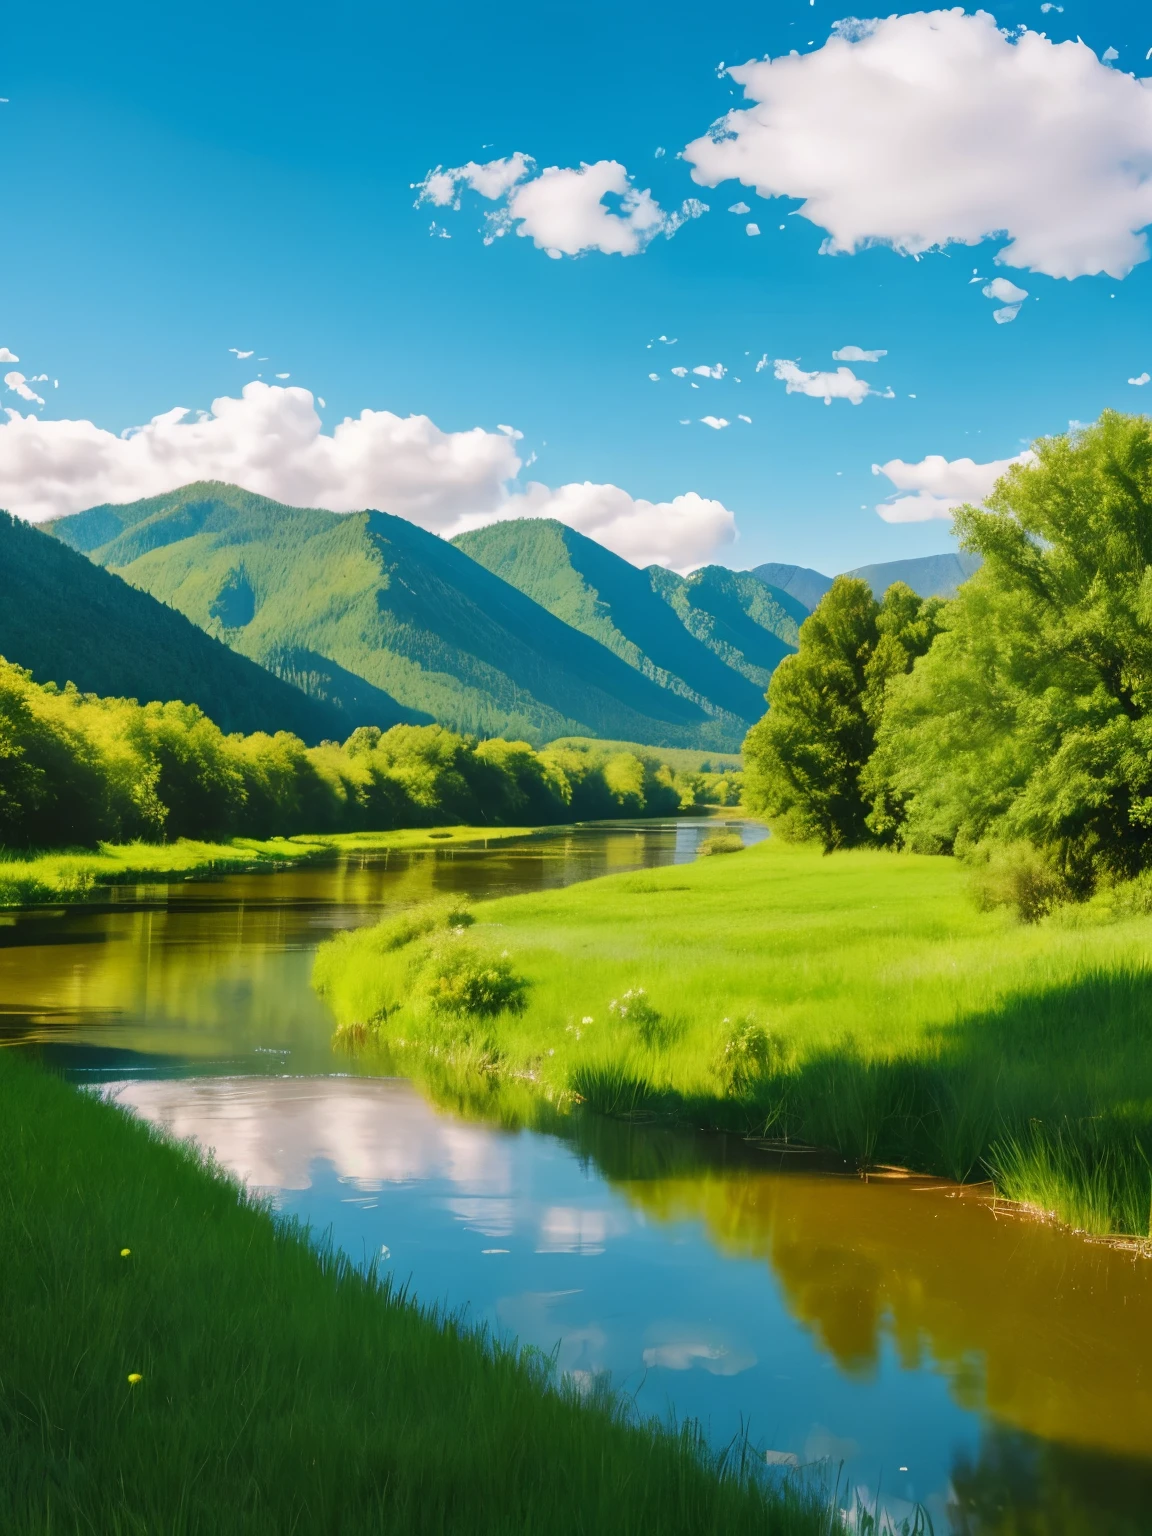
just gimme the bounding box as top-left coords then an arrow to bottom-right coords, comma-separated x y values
0,512 -> 353,743
455,519 -> 801,728
47,484 -> 737,749
453,519 -> 770,724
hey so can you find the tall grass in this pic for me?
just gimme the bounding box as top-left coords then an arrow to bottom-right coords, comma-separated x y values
316,839 -> 1152,1239
0,1049 -> 834,1535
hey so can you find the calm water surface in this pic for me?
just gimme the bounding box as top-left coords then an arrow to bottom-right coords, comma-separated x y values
4,819 -> 1150,1532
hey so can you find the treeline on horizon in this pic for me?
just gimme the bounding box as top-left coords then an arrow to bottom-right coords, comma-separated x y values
746,410 -> 1152,918
0,656 -> 732,849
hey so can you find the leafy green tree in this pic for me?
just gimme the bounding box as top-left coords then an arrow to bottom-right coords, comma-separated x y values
744,578 -> 941,849
872,412 -> 1152,889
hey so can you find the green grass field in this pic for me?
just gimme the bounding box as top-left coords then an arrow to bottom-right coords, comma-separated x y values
545,736 -> 743,773
0,1050 -> 831,1535
0,826 -> 539,908
316,839 -> 1152,1239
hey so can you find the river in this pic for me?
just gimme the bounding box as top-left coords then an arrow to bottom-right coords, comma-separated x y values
3,818 -> 1150,1533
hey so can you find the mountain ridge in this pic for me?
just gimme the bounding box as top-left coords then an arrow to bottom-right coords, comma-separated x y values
47,483 -> 742,750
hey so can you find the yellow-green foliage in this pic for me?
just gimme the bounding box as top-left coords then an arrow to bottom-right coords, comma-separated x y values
0,656 -> 683,852
318,839 -> 1152,1236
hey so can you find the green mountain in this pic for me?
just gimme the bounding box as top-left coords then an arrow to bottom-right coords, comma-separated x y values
748,562 -> 833,612
846,552 -> 983,600
0,510 -> 364,743
453,519 -> 774,726
648,565 -> 805,695
749,553 -> 983,611
47,483 -> 737,749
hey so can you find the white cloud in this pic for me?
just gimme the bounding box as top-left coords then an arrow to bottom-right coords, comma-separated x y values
671,366 -> 688,377
0,347 -> 19,363
419,153 -> 707,258
648,371 -> 660,381
992,304 -> 1022,324
229,348 -> 254,360
275,372 -> 290,379
754,353 -> 769,372
414,152 -> 535,208
833,345 -> 887,362
511,480 -> 735,568
4,372 -> 44,406
728,201 -> 751,214
984,277 -> 1029,301
0,380 -> 735,570
773,359 -> 879,405
745,222 -> 761,236
700,416 -> 729,429
1129,371 -> 1150,385
683,11 -> 1152,280
872,448 -> 1035,521
693,363 -> 726,379
738,413 -> 752,423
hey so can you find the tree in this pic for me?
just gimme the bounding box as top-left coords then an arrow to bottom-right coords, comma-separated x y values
872,412 -> 1152,889
743,578 -> 940,850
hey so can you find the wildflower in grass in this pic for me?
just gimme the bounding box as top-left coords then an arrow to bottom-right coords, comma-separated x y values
127,1373 -> 143,1385
582,1016 -> 594,1024
120,1248 -> 131,1257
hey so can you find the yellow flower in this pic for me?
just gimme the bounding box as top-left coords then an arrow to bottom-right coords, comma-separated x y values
127,1373 -> 143,1385
120,1248 -> 131,1258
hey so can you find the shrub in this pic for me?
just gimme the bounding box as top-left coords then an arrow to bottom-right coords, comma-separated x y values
967,841 -> 1070,923
698,832 -> 744,856
418,936 -> 528,1018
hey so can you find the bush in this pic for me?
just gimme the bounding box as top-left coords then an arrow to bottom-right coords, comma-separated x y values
698,832 -> 744,856
419,936 -> 529,1019
967,841 -> 1070,923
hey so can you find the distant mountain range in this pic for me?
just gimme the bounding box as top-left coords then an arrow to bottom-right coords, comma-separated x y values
750,552 -> 983,611
0,482 -> 985,752
44,484 -> 747,750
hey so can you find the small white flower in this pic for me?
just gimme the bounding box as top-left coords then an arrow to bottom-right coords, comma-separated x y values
582,1016 -> 594,1024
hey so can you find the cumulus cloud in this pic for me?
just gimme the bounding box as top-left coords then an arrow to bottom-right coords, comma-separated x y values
0,381 -> 734,570
693,363 -> 726,379
700,416 -> 729,429
0,347 -> 18,363
833,345 -> 887,362
4,372 -> 44,406
417,153 -> 707,258
872,448 -> 1035,521
683,11 -> 1152,280
728,201 -> 751,214
745,221 -> 761,236
229,348 -> 254,360
1129,371 -> 1150,385
671,366 -> 688,377
773,359 -> 881,405
510,480 -> 735,568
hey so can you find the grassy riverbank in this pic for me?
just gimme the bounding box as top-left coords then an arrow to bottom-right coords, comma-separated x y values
0,1050 -> 828,1535
316,839 -> 1152,1238
0,825 -> 539,908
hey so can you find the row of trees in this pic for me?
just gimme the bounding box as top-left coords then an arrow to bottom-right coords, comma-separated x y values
746,412 -> 1152,899
0,661 -> 690,849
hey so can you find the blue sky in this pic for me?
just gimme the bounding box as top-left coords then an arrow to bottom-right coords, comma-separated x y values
4,0 -> 1152,571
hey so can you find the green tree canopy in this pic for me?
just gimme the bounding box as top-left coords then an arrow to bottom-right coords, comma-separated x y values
872,412 -> 1152,888
743,577 -> 941,850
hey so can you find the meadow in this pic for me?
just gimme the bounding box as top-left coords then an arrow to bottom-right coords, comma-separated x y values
0,1048 -> 836,1535
315,838 -> 1152,1239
